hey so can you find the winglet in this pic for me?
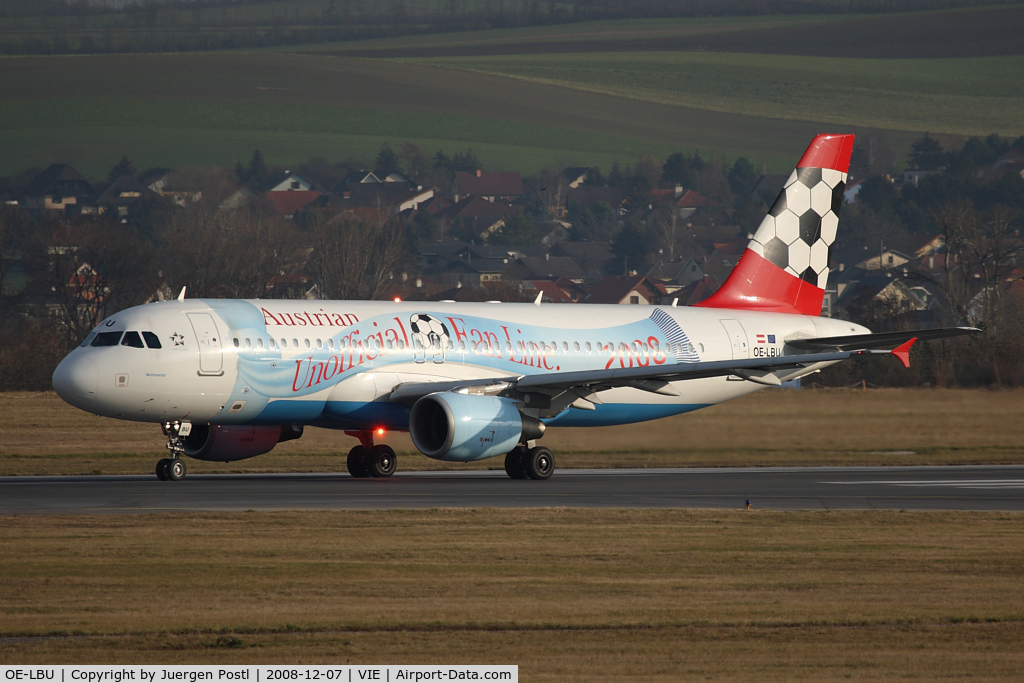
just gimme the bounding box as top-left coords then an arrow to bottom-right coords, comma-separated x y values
177,286 -> 187,302
891,337 -> 917,368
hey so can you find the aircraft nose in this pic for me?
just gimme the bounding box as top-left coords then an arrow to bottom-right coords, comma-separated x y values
52,353 -> 98,406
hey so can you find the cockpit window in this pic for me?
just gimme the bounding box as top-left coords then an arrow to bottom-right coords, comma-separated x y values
121,331 -> 145,348
142,331 -> 161,349
80,332 -> 97,348
91,331 -> 123,347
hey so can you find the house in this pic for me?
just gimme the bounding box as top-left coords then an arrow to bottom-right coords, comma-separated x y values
751,174 -> 789,203
453,170 -> 524,202
23,164 -> 93,214
843,180 -> 864,204
562,167 -> 592,189
514,255 -> 587,283
901,169 -> 940,186
582,274 -> 665,305
550,242 -> 614,283
647,257 -> 705,289
528,276 -> 588,303
255,170 -> 326,217
137,168 -> 201,206
566,186 -> 626,215
80,175 -> 160,218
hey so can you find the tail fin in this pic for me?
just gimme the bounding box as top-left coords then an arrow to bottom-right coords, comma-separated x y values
696,134 -> 854,316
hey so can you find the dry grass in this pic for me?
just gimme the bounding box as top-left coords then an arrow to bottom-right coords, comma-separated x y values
2,388 -> 1022,476
0,509 -> 1022,679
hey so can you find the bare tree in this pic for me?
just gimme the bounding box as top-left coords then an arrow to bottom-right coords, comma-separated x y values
306,209 -> 408,301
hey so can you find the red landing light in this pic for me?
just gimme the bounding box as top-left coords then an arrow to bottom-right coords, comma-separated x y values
377,428 -> 385,436
394,297 -> 402,303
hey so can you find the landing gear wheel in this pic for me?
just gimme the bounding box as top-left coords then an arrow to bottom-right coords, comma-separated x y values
167,458 -> 187,481
523,447 -> 554,480
504,446 -> 528,479
347,445 -> 370,478
156,458 -> 171,481
367,445 -> 397,478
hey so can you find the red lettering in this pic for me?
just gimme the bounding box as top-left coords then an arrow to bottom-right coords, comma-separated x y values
292,358 -> 312,392
649,336 -> 667,365
603,343 -> 616,370
446,317 -> 468,343
307,361 -> 326,388
633,339 -> 650,367
261,308 -> 281,326
394,317 -> 410,345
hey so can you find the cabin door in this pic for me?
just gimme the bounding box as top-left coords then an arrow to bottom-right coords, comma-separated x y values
719,319 -> 750,360
187,312 -> 224,375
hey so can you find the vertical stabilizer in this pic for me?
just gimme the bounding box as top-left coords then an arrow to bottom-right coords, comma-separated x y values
696,134 -> 854,316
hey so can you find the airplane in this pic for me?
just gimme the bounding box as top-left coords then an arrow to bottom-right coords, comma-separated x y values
52,134 -> 977,481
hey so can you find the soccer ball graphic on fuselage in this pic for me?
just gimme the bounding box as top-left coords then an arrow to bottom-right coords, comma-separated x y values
51,135 -> 975,481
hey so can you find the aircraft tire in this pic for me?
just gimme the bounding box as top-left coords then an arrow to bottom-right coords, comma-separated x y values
504,447 -> 528,479
523,447 -> 554,480
156,458 -> 171,481
347,445 -> 370,478
367,445 -> 397,478
167,458 -> 187,481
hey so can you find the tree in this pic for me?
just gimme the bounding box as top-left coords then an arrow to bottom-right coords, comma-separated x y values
374,142 -> 399,177
106,155 -> 136,182
305,210 -> 408,301
491,214 -> 537,245
246,150 -> 268,184
909,133 -> 945,171
726,156 -> 758,196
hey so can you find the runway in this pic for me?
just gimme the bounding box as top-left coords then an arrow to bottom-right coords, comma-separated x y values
1,465 -> 1022,514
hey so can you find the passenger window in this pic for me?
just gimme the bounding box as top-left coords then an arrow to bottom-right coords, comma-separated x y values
292,339 -> 299,348
121,331 -> 144,348
505,341 -> 512,352
257,338 -> 264,349
233,338 -> 240,348
91,331 -> 123,347
328,339 -> 334,350
245,338 -> 252,348
142,331 -> 161,349
562,341 -> 568,352
269,338 -> 276,349
586,342 -> 592,353
573,341 -> 580,352
398,340 -> 405,350
447,339 -> 454,350
304,339 -> 310,349
316,339 -> 323,349
386,340 -> 394,350
459,340 -> 466,351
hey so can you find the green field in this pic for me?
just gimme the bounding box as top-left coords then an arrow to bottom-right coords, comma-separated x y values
3,7 -> 1023,178
402,52 -> 1024,137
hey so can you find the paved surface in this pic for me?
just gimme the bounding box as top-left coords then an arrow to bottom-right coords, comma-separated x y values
1,466 -> 1022,514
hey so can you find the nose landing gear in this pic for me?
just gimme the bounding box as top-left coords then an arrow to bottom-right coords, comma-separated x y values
345,430 -> 397,478
156,421 -> 189,481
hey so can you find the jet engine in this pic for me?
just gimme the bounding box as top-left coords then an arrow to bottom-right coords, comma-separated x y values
409,392 -> 544,462
181,424 -> 303,462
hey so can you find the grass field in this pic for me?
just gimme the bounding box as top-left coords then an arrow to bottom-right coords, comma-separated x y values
4,7 -> 1024,178
1,509 -> 1022,678
402,52 -> 1024,137
3,388 -> 1022,476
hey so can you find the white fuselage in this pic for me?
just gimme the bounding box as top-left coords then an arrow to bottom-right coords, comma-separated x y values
52,299 -> 868,431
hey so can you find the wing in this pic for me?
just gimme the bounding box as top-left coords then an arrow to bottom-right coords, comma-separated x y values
785,326 -> 980,351
387,327 -> 982,412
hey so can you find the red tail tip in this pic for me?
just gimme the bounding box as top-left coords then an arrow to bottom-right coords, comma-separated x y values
797,134 -> 855,173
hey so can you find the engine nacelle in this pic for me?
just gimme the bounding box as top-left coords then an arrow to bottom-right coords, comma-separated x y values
181,424 -> 302,462
409,392 -> 543,462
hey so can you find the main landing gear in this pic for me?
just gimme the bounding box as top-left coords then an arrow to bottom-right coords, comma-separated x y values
156,421 -> 189,481
345,430 -> 397,478
504,444 -> 554,480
